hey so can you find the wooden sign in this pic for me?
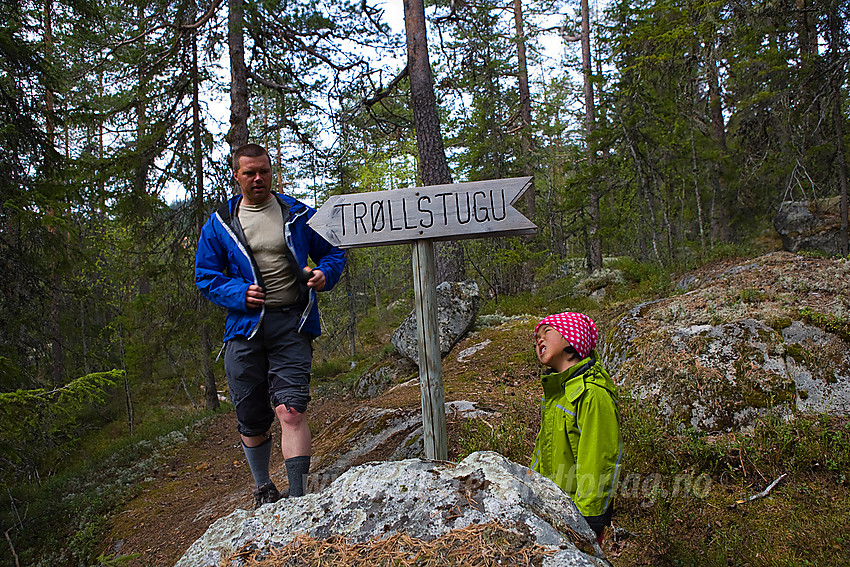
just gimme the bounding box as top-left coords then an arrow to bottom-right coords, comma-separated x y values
308,177 -> 535,248
309,177 -> 537,461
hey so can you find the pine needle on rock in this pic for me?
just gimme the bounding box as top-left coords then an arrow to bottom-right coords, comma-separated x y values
223,521 -> 556,567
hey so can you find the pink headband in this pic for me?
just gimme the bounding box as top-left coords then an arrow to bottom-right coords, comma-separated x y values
534,312 -> 598,359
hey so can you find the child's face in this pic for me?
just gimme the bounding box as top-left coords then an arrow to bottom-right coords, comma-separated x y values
535,324 -> 573,372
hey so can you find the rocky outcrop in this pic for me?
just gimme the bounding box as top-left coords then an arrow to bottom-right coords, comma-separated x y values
310,399 -> 498,484
391,281 -> 482,364
573,268 -> 625,301
604,252 -> 850,432
352,357 -> 416,399
773,199 -> 843,256
174,451 -> 609,567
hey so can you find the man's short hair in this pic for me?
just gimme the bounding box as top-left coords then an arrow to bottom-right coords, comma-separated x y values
232,144 -> 271,172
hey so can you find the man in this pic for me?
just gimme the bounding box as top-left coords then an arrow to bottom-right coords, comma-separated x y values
195,143 -> 345,507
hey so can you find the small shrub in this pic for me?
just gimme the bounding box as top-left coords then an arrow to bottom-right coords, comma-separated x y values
312,359 -> 350,380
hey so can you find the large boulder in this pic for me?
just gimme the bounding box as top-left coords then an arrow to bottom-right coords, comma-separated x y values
174,451 -> 609,567
773,199 -> 843,256
604,252 -> 850,432
391,281 -> 482,364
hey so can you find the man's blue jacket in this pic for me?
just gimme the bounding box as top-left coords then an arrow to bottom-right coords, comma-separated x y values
195,192 -> 346,341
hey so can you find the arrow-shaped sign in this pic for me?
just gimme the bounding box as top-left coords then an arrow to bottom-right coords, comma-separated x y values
308,177 -> 536,248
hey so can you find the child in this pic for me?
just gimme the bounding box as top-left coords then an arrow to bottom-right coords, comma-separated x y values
531,312 -> 622,544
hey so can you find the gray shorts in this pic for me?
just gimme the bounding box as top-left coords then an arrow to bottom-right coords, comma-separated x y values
224,306 -> 312,437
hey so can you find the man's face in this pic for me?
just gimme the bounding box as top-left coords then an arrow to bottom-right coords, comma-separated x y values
234,154 -> 273,205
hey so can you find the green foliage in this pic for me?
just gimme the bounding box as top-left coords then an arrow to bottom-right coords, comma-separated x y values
616,390 -> 850,565
2,411 -> 212,567
95,553 -> 142,566
621,391 -> 850,485
0,370 -> 122,483
607,256 -> 673,300
479,292 -> 539,318
619,394 -> 679,475
799,307 -> 850,342
741,414 -> 850,481
456,414 -> 529,464
739,287 -> 767,303
313,359 -> 352,381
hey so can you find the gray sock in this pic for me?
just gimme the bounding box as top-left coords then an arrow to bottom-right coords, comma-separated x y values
285,456 -> 310,497
242,437 -> 273,488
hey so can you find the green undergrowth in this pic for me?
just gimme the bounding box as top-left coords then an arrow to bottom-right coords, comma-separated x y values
454,413 -> 531,465
799,307 -> 850,342
0,410 -> 217,567
613,394 -> 850,566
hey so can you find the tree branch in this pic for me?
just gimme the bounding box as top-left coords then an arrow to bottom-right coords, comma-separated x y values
363,65 -> 409,108
246,69 -> 299,94
180,0 -> 225,31
540,25 -> 581,42
730,473 -> 788,508
109,0 -> 224,50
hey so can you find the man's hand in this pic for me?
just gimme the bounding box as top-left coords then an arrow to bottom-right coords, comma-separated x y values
245,284 -> 265,308
306,268 -> 326,291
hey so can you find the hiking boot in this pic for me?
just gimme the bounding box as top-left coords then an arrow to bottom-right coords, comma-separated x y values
253,482 -> 281,508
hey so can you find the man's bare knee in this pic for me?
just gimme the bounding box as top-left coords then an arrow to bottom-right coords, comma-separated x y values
275,404 -> 306,428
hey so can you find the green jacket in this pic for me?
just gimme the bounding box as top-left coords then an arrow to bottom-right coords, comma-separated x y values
531,351 -> 623,518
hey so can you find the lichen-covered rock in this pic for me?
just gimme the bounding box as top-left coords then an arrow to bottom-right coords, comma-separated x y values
309,404 -> 424,484
352,357 -> 416,399
773,199 -> 843,256
174,452 -> 609,567
573,268 -> 625,297
310,400 -> 500,486
391,281 -> 482,364
603,252 -> 850,431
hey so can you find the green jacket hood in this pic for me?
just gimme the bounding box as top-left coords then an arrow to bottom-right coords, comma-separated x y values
541,351 -> 618,400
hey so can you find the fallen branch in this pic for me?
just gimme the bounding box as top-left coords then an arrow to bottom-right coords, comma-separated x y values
731,473 -> 787,508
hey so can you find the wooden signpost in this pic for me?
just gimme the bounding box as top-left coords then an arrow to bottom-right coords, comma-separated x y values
309,177 -> 537,460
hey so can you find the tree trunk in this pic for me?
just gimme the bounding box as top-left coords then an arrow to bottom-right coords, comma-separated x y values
402,0 -> 464,282
513,0 -> 534,218
228,0 -> 249,151
44,0 -> 64,387
135,4 -> 153,386
795,0 -> 821,139
192,26 -> 220,411
828,6 -> 849,255
794,0 -> 822,209
580,0 -> 602,272
44,0 -> 55,143
706,33 -> 730,243
690,128 -> 706,253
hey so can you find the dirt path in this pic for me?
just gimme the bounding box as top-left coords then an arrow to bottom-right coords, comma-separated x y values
102,394 -> 352,566
101,411 -> 252,565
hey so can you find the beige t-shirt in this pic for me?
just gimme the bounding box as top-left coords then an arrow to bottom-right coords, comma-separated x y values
238,197 -> 299,307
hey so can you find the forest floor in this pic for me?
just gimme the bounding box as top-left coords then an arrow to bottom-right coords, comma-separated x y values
97,252 -> 850,567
